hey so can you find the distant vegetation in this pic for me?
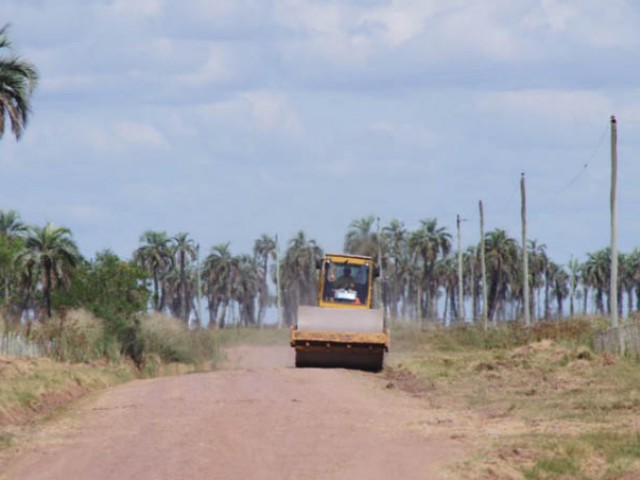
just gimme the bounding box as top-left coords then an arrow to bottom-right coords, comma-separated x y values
0,24 -> 636,368
0,208 -> 637,367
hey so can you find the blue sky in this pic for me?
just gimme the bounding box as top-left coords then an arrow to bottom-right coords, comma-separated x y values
1,0 -> 640,265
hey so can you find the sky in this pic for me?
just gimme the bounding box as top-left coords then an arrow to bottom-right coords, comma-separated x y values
1,0 -> 640,265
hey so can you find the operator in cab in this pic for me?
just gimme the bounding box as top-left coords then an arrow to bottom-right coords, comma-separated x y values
333,266 -> 356,290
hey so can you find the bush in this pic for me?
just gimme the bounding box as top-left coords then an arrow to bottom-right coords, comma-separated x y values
138,313 -> 219,367
31,309 -> 105,362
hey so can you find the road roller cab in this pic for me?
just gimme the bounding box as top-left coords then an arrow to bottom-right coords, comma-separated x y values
290,253 -> 389,371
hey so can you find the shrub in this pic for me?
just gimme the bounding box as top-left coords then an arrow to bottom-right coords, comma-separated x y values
31,309 -> 105,362
138,313 -> 219,367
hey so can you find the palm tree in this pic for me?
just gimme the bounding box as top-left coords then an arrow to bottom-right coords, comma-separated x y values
16,223 -> 81,318
382,219 -> 408,319
253,233 -> 276,326
544,260 -> 560,320
567,257 -> 581,317
134,230 -> 174,312
528,240 -> 548,320
552,267 -> 569,317
0,25 -> 38,141
0,209 -> 27,236
463,246 -> 480,321
484,229 -> 519,322
0,209 -> 27,302
345,216 -> 380,259
13,250 -> 37,328
408,219 -> 451,322
203,243 -> 237,328
172,232 -> 197,324
625,248 -> 640,312
233,254 -> 260,326
280,231 -> 322,326
437,255 -> 458,324
164,262 -> 197,323
583,249 -> 610,315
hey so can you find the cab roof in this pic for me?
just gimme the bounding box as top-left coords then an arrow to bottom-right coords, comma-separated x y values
324,253 -> 374,261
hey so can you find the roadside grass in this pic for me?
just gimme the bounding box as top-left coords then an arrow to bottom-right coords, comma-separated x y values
388,318 -> 640,479
0,317 -> 289,445
0,310 -> 226,449
519,431 -> 640,480
137,314 -> 222,376
0,355 -> 134,429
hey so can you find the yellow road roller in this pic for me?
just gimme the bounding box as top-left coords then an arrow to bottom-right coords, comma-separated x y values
290,253 -> 389,371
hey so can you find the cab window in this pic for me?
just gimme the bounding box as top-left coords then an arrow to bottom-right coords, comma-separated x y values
323,260 -> 370,305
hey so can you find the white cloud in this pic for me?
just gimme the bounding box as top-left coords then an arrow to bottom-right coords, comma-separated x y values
79,121 -> 168,152
243,91 -> 303,135
107,0 -> 164,17
41,74 -> 97,94
178,45 -> 234,85
369,121 -> 438,149
66,204 -> 113,223
276,0 -> 525,66
522,0 -> 578,33
198,91 -> 303,136
477,89 -> 613,124
275,1 -> 372,65
522,0 -> 640,48
114,121 -> 168,149
323,155 -> 360,176
360,1 -> 435,48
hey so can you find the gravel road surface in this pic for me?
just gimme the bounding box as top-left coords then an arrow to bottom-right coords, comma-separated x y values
0,346 -> 465,480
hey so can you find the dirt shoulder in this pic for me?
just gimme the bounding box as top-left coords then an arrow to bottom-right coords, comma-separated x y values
388,337 -> 640,479
0,346 -> 470,480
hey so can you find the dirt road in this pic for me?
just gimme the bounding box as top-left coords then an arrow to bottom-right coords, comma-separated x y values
0,347 -> 467,480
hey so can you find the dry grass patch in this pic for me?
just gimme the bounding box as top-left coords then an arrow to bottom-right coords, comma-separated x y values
0,355 -> 133,431
390,322 -> 640,479
137,313 -> 222,375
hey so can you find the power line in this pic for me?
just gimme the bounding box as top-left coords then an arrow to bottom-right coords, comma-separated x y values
554,121 -> 609,194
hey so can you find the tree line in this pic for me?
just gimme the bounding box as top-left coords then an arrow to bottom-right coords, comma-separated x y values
2,210 -> 639,334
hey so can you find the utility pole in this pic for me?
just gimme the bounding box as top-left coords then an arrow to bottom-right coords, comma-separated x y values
610,115 -> 623,352
276,234 -> 283,330
456,214 -> 465,323
479,200 -> 488,330
521,173 -> 530,327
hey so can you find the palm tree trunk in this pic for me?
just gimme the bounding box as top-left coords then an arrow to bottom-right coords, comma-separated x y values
180,252 -> 187,323
43,263 -> 52,319
443,288 -> 449,325
583,286 -> 588,314
416,284 -> 423,324
218,299 -> 228,329
207,294 -> 218,328
152,272 -> 160,311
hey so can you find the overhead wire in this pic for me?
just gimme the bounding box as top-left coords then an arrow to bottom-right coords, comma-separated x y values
553,121 -> 609,194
